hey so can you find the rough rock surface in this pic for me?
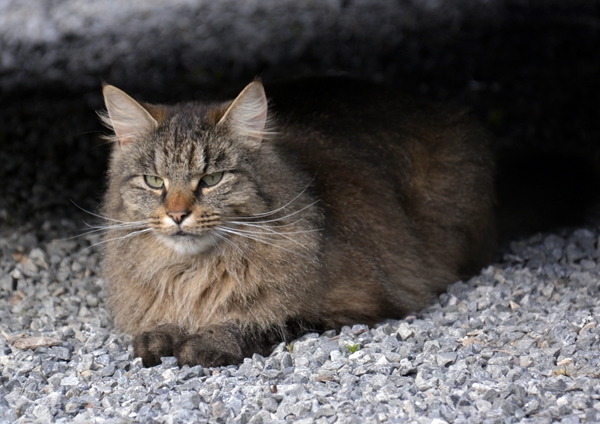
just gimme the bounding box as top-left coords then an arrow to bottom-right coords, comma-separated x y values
0,0 -> 499,92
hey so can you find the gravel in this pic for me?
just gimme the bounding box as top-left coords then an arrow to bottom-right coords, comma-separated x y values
1,217 -> 600,423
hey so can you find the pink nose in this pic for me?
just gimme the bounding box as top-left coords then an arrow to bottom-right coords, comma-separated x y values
167,210 -> 190,224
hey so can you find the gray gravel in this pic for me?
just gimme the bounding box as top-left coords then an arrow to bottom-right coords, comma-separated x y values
1,220 -> 599,423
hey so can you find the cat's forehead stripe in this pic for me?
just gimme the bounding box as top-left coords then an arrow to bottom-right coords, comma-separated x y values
152,123 -> 220,178
201,144 -> 209,174
148,105 -> 237,177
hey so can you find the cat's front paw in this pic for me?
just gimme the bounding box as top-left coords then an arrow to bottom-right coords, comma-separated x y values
174,328 -> 244,367
133,325 -> 186,367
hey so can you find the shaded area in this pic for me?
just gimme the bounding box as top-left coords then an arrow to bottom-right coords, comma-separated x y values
0,89 -> 109,231
0,1 -> 599,236
496,152 -> 600,242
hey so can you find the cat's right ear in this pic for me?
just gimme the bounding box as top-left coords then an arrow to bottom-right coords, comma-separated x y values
101,85 -> 158,146
217,81 -> 271,148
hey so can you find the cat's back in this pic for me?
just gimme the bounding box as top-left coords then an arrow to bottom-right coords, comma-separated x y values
266,77 -> 491,185
266,78 -> 496,317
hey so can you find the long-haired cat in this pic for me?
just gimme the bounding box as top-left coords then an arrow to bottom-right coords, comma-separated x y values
99,78 -> 496,367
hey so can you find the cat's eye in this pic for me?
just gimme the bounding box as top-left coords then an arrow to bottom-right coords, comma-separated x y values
201,172 -> 223,187
144,175 -> 164,189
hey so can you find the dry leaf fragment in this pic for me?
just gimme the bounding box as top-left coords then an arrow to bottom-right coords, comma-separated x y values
460,336 -> 480,347
8,291 -> 26,305
11,336 -> 61,350
556,357 -> 573,367
316,372 -> 336,382
579,322 -> 596,335
553,368 -> 569,377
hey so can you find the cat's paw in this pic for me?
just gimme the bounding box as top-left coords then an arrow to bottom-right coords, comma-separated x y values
174,329 -> 244,367
133,325 -> 186,367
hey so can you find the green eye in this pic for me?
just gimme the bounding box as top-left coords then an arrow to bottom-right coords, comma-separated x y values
144,175 -> 164,189
201,172 -> 223,187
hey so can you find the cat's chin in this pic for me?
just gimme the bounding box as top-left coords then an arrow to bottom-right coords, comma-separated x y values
156,233 -> 217,256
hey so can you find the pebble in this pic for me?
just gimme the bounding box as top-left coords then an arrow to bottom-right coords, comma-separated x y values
396,322 -> 415,340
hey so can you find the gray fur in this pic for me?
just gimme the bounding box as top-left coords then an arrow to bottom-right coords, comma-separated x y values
100,78 -> 495,367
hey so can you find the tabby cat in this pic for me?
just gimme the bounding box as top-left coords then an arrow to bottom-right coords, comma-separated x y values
99,78 -> 496,367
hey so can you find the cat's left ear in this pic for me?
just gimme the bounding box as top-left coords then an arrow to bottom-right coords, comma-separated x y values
218,81 -> 269,147
101,84 -> 158,146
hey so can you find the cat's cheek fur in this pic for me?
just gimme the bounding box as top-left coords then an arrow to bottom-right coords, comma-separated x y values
119,186 -> 154,218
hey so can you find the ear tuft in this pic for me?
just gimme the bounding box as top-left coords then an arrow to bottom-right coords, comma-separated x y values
101,85 -> 158,145
218,81 -> 273,146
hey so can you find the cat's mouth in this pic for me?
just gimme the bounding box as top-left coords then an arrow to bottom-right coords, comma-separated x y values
172,230 -> 192,237
156,230 -> 218,255
168,231 -> 203,242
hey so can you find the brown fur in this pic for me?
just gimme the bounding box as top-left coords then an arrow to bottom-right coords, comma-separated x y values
99,77 -> 496,367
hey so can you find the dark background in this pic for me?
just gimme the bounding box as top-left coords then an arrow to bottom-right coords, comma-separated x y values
0,0 -> 598,238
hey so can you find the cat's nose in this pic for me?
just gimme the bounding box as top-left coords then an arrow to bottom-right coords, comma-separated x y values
167,210 -> 190,225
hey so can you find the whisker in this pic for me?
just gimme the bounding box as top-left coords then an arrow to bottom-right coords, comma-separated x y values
226,217 -> 308,230
71,200 -> 148,224
84,217 -> 150,226
221,224 -> 320,252
230,181 -> 314,221
217,227 -> 314,260
245,182 -> 312,218
60,218 -> 150,242
226,216 -> 303,228
80,228 -> 154,252
83,222 -> 149,231
225,225 -> 322,237
60,223 -> 148,242
211,230 -> 256,267
226,200 -> 319,225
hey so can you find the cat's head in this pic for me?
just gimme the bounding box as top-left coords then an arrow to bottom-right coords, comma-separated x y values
100,81 -> 279,255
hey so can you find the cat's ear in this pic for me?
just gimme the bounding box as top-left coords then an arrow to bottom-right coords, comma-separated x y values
101,84 -> 158,145
218,81 -> 270,147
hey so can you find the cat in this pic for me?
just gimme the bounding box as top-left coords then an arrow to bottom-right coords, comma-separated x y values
99,77 -> 496,367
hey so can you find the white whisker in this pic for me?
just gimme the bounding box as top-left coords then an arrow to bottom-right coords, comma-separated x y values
85,219 -> 150,228
83,222 -> 149,232
62,219 -> 150,242
230,181 -> 314,221
227,200 -> 319,226
211,230 -> 256,266
71,200 -> 149,225
225,226 -> 322,236
69,200 -> 152,245
247,183 -> 311,218
222,224 -> 316,252
217,227 -> 314,260
81,228 -> 154,252
226,215 -> 306,229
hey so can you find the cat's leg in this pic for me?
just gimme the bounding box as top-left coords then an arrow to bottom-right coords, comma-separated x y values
174,324 -> 282,367
133,324 -> 187,367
